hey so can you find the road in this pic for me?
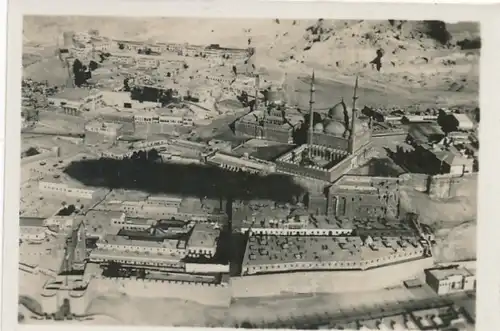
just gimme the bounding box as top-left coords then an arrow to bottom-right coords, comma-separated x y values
253,292 -> 474,329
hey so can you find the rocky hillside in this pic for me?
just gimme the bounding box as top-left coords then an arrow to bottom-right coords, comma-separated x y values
23,17 -> 480,108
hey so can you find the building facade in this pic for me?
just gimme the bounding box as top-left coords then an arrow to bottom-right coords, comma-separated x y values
425,266 -> 476,295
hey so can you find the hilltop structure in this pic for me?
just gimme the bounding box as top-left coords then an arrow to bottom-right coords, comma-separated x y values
275,74 -> 375,191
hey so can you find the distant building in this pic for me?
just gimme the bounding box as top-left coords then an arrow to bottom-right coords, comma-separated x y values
449,113 -> 475,131
320,176 -> 401,219
108,53 -> 135,65
425,266 -> 476,295
19,217 -> 46,242
38,177 -> 100,200
48,88 -> 103,115
398,143 -> 475,176
84,120 -> 124,140
186,223 -> 220,258
206,152 -> 276,174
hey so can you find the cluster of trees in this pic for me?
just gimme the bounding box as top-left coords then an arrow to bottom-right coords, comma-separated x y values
71,58 -> 102,87
130,86 -> 175,106
72,59 -> 91,87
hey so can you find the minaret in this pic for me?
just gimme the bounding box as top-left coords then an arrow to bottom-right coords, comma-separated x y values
308,71 -> 316,157
349,75 -> 359,152
255,74 -> 260,113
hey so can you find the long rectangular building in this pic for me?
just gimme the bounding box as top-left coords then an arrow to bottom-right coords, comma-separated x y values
241,233 -> 427,275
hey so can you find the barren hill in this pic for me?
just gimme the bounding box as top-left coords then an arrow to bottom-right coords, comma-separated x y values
23,17 -> 480,108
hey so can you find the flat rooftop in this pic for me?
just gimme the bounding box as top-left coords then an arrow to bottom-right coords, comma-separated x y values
101,234 -> 181,250
50,88 -> 97,101
85,120 -> 124,131
207,152 -> 274,170
19,217 -> 45,227
331,175 -> 401,193
90,248 -> 184,264
426,266 -> 475,280
242,234 -> 424,267
187,223 -> 220,249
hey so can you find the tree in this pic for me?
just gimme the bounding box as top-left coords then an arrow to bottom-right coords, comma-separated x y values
118,43 -> 125,50
89,60 -> 99,71
147,148 -> 161,162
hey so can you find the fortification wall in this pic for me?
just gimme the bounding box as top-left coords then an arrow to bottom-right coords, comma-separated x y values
231,257 -> 434,298
91,278 -> 231,307
428,173 -> 478,199
399,173 -> 478,199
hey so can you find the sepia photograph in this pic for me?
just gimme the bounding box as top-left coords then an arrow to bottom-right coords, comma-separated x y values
17,15 -> 479,329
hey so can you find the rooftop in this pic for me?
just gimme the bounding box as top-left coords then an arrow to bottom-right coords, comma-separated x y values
101,234 -> 182,250
19,217 -> 45,227
90,248 -> 184,264
50,88 -> 98,101
207,152 -> 275,171
187,223 -> 220,249
85,120 -> 124,131
426,266 -> 475,280
451,113 -> 474,125
242,234 -> 424,267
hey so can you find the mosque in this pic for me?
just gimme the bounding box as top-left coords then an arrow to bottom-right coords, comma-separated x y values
275,73 -> 374,185
233,75 -> 302,144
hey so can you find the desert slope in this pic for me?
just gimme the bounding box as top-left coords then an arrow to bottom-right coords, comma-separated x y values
23,17 -> 479,108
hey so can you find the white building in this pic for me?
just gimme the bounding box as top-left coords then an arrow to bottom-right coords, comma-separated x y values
425,266 -> 476,295
38,178 -> 98,200
451,113 -> 475,131
48,88 -> 103,115
19,217 -> 47,242
96,234 -> 186,256
84,120 -> 124,138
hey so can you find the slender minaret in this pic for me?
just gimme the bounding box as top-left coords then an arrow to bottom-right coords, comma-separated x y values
349,75 -> 359,152
255,74 -> 260,112
308,71 -> 316,157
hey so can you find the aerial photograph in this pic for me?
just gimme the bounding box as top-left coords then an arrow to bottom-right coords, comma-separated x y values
19,16 -> 479,329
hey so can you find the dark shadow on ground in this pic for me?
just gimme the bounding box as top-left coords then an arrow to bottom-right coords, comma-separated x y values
64,158 -> 306,204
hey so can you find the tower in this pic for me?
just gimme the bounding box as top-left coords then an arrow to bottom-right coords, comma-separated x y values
73,221 -> 87,265
308,70 -> 316,157
349,75 -> 359,153
255,74 -> 260,112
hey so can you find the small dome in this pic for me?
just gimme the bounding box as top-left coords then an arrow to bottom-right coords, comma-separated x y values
323,120 -> 346,136
328,102 -> 346,121
313,122 -> 324,132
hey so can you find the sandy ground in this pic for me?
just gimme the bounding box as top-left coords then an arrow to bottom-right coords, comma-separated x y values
229,283 -> 439,326
85,295 -> 228,326
400,187 -> 477,263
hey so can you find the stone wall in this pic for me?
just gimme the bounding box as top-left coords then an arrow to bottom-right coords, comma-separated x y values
232,257 -> 434,298
399,173 -> 478,199
91,277 -> 231,307
428,173 -> 478,199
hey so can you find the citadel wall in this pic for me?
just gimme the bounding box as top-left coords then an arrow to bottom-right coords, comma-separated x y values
399,172 -> 477,199
90,277 -> 231,307
232,257 -> 434,298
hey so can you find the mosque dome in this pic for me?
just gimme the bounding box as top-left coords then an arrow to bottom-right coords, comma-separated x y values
323,120 -> 346,136
328,102 -> 346,121
328,100 -> 354,123
313,122 -> 324,132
